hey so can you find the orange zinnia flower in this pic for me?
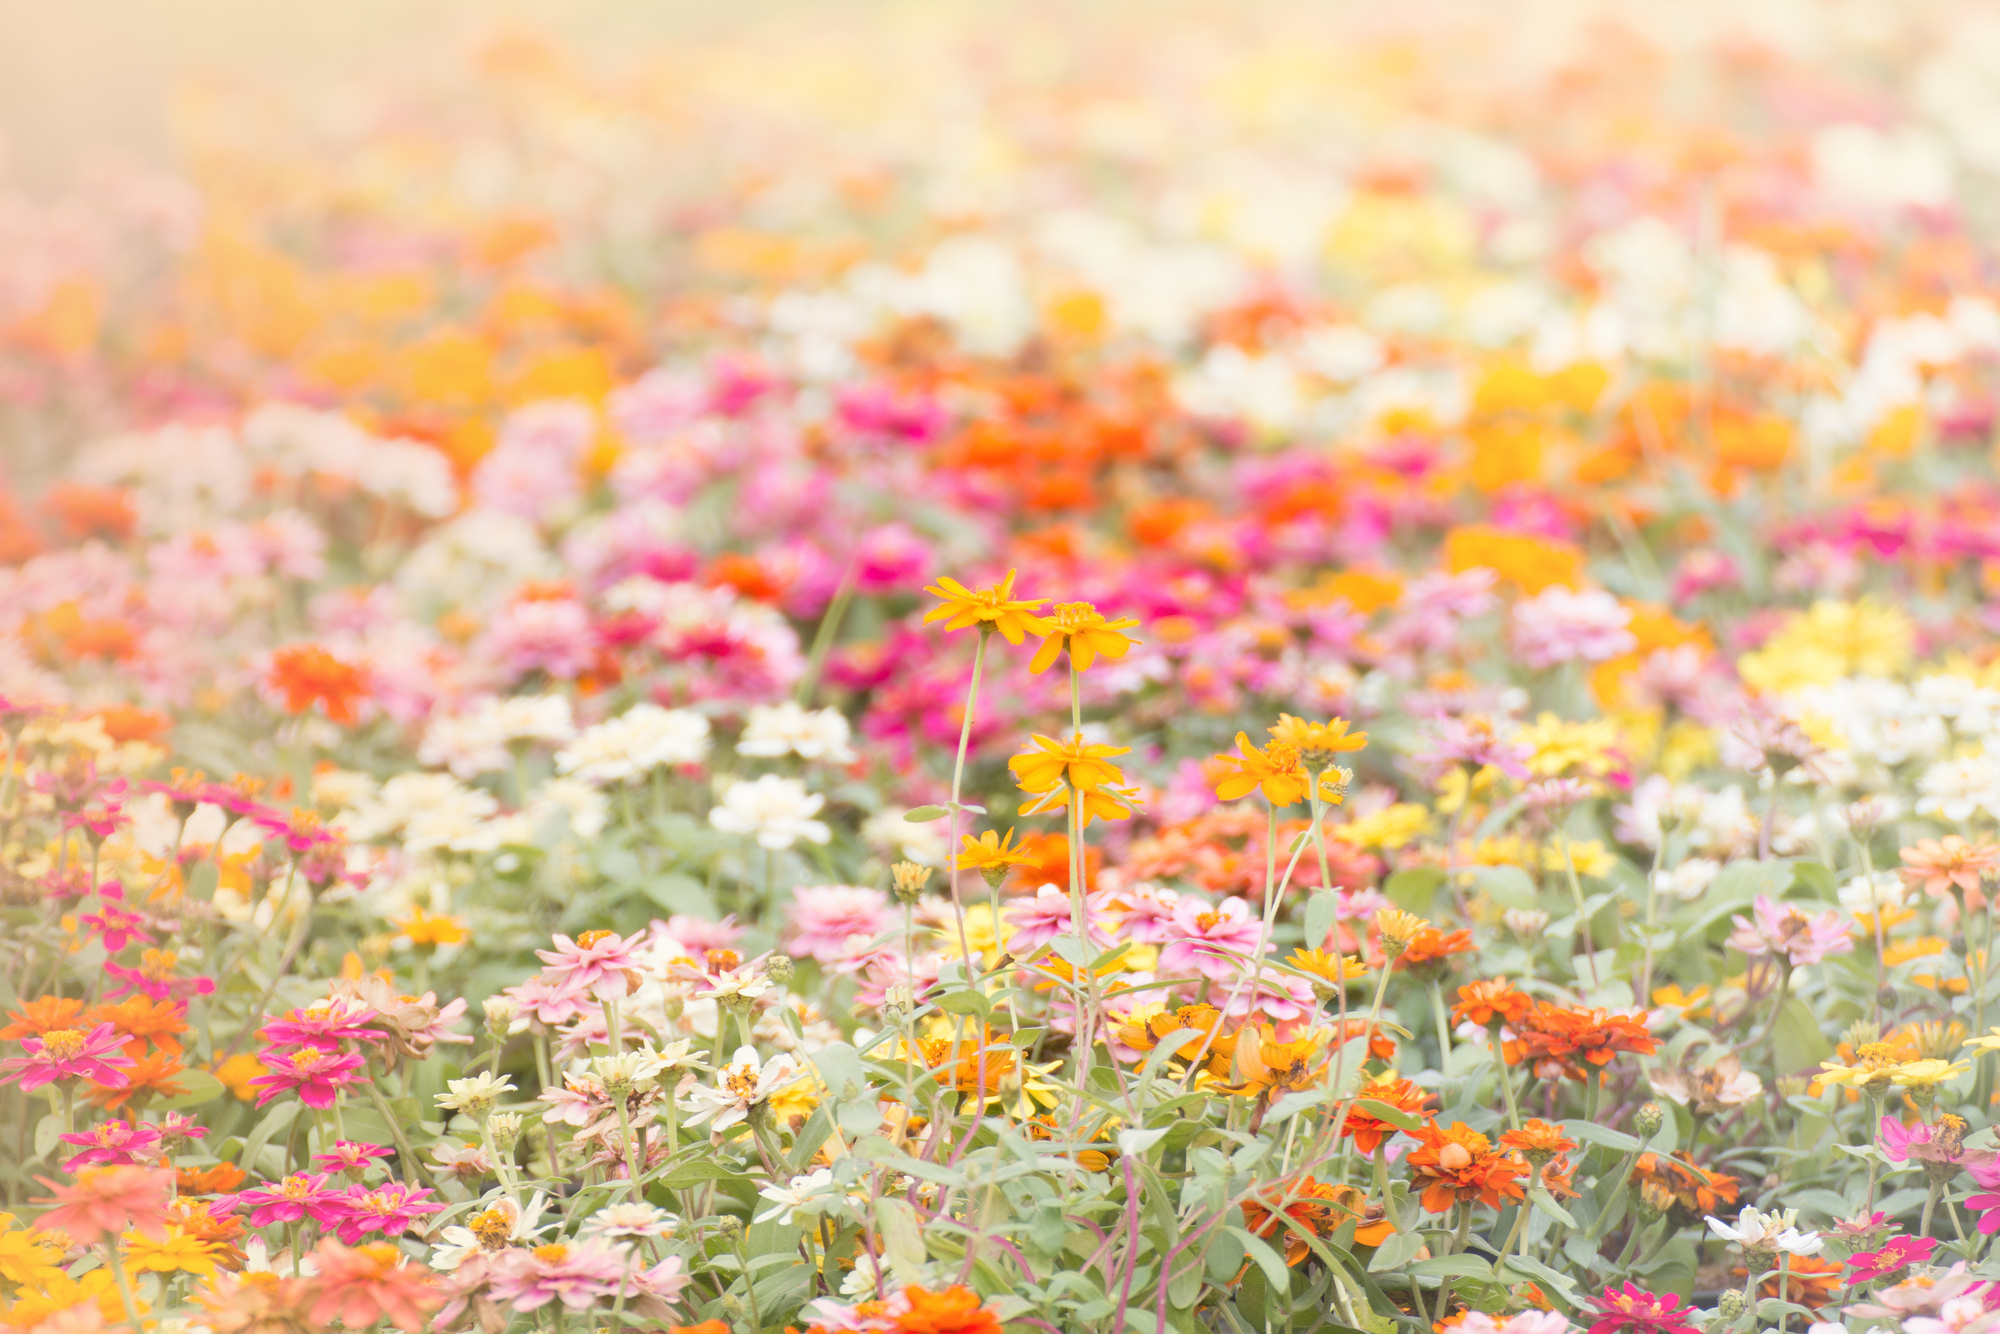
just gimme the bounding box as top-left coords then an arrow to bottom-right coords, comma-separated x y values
1900,836 -> 2000,906
892,1283 -> 1004,1334
1503,1001 -> 1658,1081
177,1163 -> 249,1195
1267,714 -> 1369,767
85,1050 -> 187,1111
1211,733 -> 1346,808
1499,1119 -> 1577,1166
1341,1075 -> 1432,1154
1396,927 -> 1476,972
1404,1120 -> 1527,1213
0,996 -> 86,1041
1028,602 -> 1140,674
1241,1177 -> 1394,1265
1453,978 -> 1531,1027
87,995 -> 190,1058
268,645 -> 369,725
1631,1151 -> 1739,1223
1332,1017 -> 1398,1062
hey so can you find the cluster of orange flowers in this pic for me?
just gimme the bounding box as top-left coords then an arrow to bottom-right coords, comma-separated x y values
1500,1001 -> 1659,1082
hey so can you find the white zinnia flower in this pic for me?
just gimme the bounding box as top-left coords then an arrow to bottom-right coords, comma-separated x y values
556,704 -> 712,785
709,775 -> 830,850
1916,755 -> 2000,823
755,1167 -> 838,1224
680,1046 -> 804,1133
737,701 -> 857,764
526,777 -> 611,840
1838,870 -> 1906,915
1705,1207 -> 1823,1256
1651,857 -> 1720,902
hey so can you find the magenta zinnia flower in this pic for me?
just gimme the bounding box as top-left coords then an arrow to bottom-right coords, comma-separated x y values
259,999 -> 384,1051
1,1023 -> 136,1091
487,1237 -> 635,1311
59,1118 -> 164,1170
239,1172 -> 347,1228
246,1048 -> 368,1108
1585,1281 -> 1702,1334
315,1141 -> 395,1178
1727,895 -> 1854,967
326,1181 -> 443,1244
1847,1236 -> 1939,1284
79,887 -> 154,953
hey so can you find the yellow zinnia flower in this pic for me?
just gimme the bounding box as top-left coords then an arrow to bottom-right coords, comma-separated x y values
0,1216 -> 66,1290
1008,733 -> 1130,797
922,569 -> 1051,645
1891,1059 -> 1970,1088
121,1226 -> 220,1279
1028,602 -> 1141,674
954,828 -> 1038,879
394,905 -> 468,948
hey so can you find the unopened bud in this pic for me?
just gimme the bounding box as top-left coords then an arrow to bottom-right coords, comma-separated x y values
482,996 -> 518,1039
660,996 -> 685,1022
1632,1193 -> 1663,1226
1633,1102 -> 1664,1137
713,1216 -> 743,1242
891,861 -> 932,904
766,954 -> 795,986
883,982 -> 915,1019
1717,1290 -> 1748,1321
488,1112 -> 522,1151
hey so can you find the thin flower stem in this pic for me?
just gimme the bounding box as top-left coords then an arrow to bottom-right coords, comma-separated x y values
106,1233 -> 143,1331
943,631 -> 989,973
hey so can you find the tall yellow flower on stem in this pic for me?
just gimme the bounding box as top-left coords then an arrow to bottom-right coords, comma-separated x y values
954,829 -> 1039,886
921,569 -> 1050,975
1268,715 -> 1369,770
1028,603 -> 1141,675
1210,734 -> 1348,808
921,569 -> 1051,645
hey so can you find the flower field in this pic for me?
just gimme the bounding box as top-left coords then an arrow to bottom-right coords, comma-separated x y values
10,4 -> 2000,1332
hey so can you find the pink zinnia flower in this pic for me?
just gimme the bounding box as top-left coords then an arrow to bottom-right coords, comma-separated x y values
659,913 -> 742,954
1,1022 -> 135,1091
534,931 -> 646,1002
305,1238 -> 441,1331
32,1165 -> 173,1239
78,886 -> 153,953
1215,969 -> 1320,1036
1511,586 -> 1635,669
1727,896 -> 1854,967
1847,1236 -> 1939,1284
104,950 -> 216,1002
487,1237 -> 635,1312
327,1181 -> 443,1244
1005,885 -> 1113,957
239,1172 -> 347,1228
784,884 -> 894,963
849,951 -> 943,1012
259,999 -> 384,1051
1584,1284 -> 1702,1334
315,1141 -> 395,1178
59,1118 -> 164,1170
503,975 -> 590,1029
1158,896 -> 1263,983
1410,715 -> 1532,780
1105,883 -> 1181,943
246,1048 -> 369,1108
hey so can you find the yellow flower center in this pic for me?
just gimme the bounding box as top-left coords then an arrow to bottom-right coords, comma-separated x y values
469,1208 -> 514,1248
531,1243 -> 569,1264
40,1030 -> 85,1059
574,929 -> 616,950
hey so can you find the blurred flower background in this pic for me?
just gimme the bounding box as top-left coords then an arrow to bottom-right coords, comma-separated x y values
3,2 -> 2000,1332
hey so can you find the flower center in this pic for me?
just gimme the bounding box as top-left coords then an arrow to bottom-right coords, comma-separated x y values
40,1029 -> 85,1059
531,1243 -> 569,1264
282,1176 -> 314,1199
1438,1143 -> 1474,1172
575,929 -> 616,950
1195,912 -> 1224,932
469,1208 -> 513,1248
724,1067 -> 760,1100
706,948 -> 742,973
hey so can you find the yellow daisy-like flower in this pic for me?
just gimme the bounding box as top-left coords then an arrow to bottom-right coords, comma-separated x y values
1516,712 -> 1621,778
1210,733 -> 1349,808
1891,1058 -> 1970,1088
393,905 -> 468,948
954,828 -> 1038,877
1817,1042 -> 1923,1090
1266,714 -> 1369,767
1963,1027 -> 2000,1056
0,1215 -> 66,1291
1336,803 -> 1434,850
1374,909 -> 1430,957
121,1226 -> 220,1279
1545,838 -> 1614,878
922,569 -> 1051,645
1028,602 -> 1141,674
1286,948 -> 1370,991
1009,732 -> 1131,795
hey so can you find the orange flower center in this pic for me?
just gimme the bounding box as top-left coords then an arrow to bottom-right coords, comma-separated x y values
1438,1143 -> 1474,1171
706,948 -> 742,973
1195,912 -> 1224,932
574,929 -> 616,949
531,1243 -> 569,1264
469,1208 -> 514,1248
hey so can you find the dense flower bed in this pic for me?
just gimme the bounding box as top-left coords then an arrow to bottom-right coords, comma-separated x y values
7,6 -> 2000,1333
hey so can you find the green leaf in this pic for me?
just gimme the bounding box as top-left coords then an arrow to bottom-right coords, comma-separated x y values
1225,1227 -> 1290,1294
633,873 -> 716,918
1565,1120 -> 1642,1154
1472,864 -> 1539,910
241,1101 -> 299,1175
153,1069 -> 227,1111
1305,893 -> 1340,951
1498,1256 -> 1582,1310
33,1112 -> 59,1163
1410,1255 -> 1494,1282
1368,1228 -> 1424,1272
931,988 -> 992,1018
1352,1098 -> 1425,1133
1788,860 -> 1837,901
876,1196 -> 926,1266
1384,867 -> 1446,915
1528,1185 -> 1576,1228
1771,998 -> 1834,1077
903,805 -> 948,822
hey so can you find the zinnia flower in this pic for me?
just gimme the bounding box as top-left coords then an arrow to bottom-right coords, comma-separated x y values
1585,1281 -> 1702,1334
922,570 -> 1050,645
1727,896 -> 1854,967
1027,602 -> 1140,674
33,1166 -> 173,1239
709,775 -> 831,850
1,1023 -> 135,1091
245,1048 -> 368,1108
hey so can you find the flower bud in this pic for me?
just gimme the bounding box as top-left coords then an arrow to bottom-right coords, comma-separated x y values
883,982 -> 915,1019
1717,1290 -> 1748,1321
766,954 -> 795,986
1633,1102 -> 1664,1138
488,1112 -> 522,1151
891,860 -> 932,904
714,1216 -> 744,1242
660,996 -> 685,1022
482,995 -> 518,1039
